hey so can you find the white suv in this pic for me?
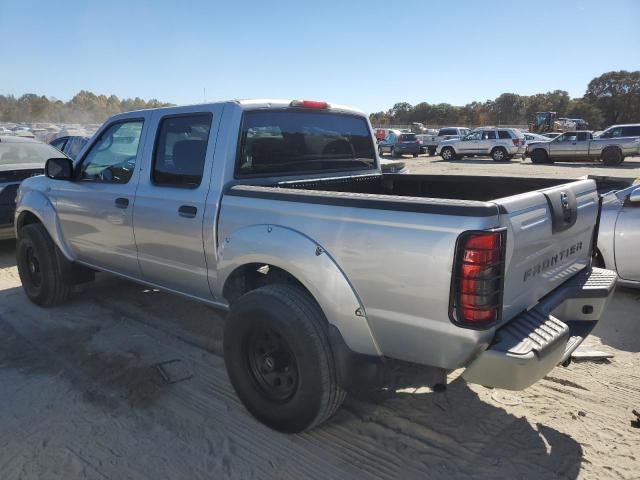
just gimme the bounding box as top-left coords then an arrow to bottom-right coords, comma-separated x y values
436,127 -> 525,162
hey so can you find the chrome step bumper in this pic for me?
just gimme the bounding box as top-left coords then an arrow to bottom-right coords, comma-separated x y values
462,267 -> 617,390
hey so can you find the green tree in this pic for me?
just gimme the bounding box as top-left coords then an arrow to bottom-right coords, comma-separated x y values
585,70 -> 640,125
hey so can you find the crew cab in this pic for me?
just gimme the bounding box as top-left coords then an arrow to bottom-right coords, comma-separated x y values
15,99 -> 616,433
526,130 -> 640,166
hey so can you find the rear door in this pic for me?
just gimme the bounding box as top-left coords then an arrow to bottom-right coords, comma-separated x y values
132,107 -> 222,299
495,179 -> 599,323
478,130 -> 497,154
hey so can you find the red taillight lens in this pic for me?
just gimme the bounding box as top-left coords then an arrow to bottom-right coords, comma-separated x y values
512,138 -> 521,146
450,231 -> 505,327
290,100 -> 329,109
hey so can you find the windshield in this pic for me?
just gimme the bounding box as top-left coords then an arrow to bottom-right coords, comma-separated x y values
237,110 -> 376,176
0,141 -> 61,166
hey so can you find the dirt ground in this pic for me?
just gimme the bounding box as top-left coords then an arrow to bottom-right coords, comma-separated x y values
1,158 -> 639,479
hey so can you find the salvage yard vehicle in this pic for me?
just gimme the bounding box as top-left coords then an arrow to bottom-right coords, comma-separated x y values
14,99 -> 617,433
437,127 -> 525,161
594,180 -> 640,287
526,130 -> 640,165
419,126 -> 471,156
0,136 -> 65,239
377,130 -> 421,157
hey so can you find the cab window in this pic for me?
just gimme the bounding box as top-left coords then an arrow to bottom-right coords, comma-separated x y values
80,120 -> 143,184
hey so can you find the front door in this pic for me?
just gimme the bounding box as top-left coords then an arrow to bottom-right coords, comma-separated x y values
614,193 -> 640,282
549,132 -> 578,158
132,108 -> 220,299
53,118 -> 148,276
457,131 -> 481,153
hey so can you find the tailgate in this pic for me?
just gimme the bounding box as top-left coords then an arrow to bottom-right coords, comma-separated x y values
495,179 -> 599,324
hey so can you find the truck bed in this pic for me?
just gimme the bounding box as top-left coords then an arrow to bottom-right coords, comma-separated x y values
274,173 -> 573,202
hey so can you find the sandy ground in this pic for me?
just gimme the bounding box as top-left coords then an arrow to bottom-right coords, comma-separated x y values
1,159 -> 639,479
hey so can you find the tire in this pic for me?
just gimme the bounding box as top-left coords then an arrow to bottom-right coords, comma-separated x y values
412,153 -> 418,158
530,149 -> 548,164
601,148 -> 623,166
428,147 -> 436,156
491,147 -> 508,162
378,146 -> 384,157
390,147 -> 397,158
440,147 -> 455,160
16,223 -> 73,307
224,284 -> 346,433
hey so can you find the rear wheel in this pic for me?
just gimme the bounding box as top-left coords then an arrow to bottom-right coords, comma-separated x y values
530,149 -> 548,164
224,284 -> 345,433
378,146 -> 384,157
601,148 -> 623,166
428,147 -> 436,156
440,147 -> 455,160
412,153 -> 418,158
390,147 -> 398,158
491,147 -> 508,162
16,223 -> 74,307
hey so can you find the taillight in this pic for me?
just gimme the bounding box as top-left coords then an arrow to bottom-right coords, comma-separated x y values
416,139 -> 422,144
450,230 -> 505,328
512,138 -> 521,146
289,100 -> 329,109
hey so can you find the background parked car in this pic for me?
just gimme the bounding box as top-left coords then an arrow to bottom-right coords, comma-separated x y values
378,131 -> 421,157
437,127 -> 525,161
523,132 -> 551,144
0,136 -> 65,239
595,180 -> 640,287
50,135 -> 90,160
597,123 -> 640,139
543,132 -> 562,139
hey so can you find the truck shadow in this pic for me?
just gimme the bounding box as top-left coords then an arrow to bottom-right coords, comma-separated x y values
0,239 -> 16,269
591,286 -> 640,353
0,277 -> 584,480
339,382 -> 583,479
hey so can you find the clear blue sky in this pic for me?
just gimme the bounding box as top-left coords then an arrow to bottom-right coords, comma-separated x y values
2,0 -> 639,113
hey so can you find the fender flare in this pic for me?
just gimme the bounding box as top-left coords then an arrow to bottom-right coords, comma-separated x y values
216,224 -> 381,357
15,190 -> 76,261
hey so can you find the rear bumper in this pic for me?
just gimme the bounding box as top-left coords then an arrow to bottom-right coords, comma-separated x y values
462,267 -> 617,390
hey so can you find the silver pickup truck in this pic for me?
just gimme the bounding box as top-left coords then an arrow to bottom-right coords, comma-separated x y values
526,130 -> 640,165
14,100 -> 616,433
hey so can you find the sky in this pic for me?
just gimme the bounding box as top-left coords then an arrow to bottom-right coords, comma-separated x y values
2,0 -> 639,113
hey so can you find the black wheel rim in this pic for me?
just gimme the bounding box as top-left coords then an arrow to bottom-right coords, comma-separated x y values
246,327 -> 298,402
24,246 -> 43,289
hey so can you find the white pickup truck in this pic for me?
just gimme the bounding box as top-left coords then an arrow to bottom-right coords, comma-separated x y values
15,99 -> 616,433
418,126 -> 471,156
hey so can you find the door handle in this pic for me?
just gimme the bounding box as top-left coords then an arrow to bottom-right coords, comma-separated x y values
115,197 -> 129,209
178,205 -> 197,218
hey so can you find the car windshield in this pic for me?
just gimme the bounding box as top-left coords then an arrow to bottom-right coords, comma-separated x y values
237,110 -> 376,176
0,141 -> 61,165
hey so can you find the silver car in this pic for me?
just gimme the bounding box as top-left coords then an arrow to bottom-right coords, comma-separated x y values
596,182 -> 640,287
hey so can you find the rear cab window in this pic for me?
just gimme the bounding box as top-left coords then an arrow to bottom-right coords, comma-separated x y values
237,110 -> 376,177
439,128 -> 457,136
399,134 -> 416,142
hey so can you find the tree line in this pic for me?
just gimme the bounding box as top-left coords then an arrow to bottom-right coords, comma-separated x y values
369,71 -> 640,130
0,90 -> 173,124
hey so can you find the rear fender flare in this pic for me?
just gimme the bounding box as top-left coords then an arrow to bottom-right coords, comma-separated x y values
216,224 -> 381,356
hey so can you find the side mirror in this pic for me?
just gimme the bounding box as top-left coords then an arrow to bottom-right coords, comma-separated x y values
45,157 -> 74,180
629,187 -> 640,205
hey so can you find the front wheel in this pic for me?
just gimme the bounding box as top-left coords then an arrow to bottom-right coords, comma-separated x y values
440,147 -> 455,160
491,147 -> 508,162
16,223 -> 74,306
530,149 -> 548,164
224,285 -> 346,433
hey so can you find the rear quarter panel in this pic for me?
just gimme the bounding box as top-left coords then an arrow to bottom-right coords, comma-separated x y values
218,192 -> 501,368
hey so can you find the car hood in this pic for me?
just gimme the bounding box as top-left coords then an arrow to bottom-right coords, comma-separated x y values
0,162 -> 45,173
